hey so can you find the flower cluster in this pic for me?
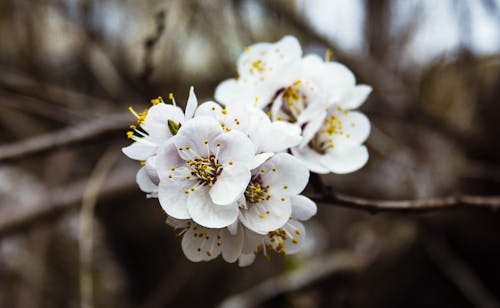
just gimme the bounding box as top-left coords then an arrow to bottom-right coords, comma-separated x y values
122,36 -> 371,266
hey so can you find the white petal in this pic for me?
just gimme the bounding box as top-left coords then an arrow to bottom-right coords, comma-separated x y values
300,112 -> 326,147
174,116 -> 223,158
184,86 -> 198,120
313,62 -> 356,100
227,219 -> 239,235
261,153 -> 310,195
324,110 -> 370,149
250,152 -> 273,170
279,220 -> 306,255
122,141 -> 156,160
254,121 -> 302,153
221,228 -> 244,263
158,177 -> 191,219
239,196 -> 292,234
290,146 -> 330,174
195,101 -> 223,118
136,166 -> 157,193
181,226 -> 221,262
155,138 -> 185,177
188,186 -> 239,228
210,164 -> 251,205
143,104 -> 185,144
214,79 -> 256,107
212,130 -> 255,166
340,85 -> 372,110
238,253 -> 256,267
241,228 -> 265,254
291,195 -> 317,221
144,156 -> 159,185
320,145 -> 369,174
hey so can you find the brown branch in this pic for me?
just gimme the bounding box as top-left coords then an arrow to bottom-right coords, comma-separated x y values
310,174 -> 500,213
219,220 -> 417,308
424,236 -> 500,308
0,164 -> 137,239
0,112 -> 131,161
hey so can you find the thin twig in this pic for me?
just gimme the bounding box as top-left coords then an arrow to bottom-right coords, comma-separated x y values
424,236 -> 500,308
218,220 -> 417,308
0,164 -> 137,239
310,174 -> 500,213
79,146 -> 121,308
0,112 -> 131,161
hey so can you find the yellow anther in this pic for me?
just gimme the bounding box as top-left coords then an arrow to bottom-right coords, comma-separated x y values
325,49 -> 333,62
221,109 -> 228,115
272,167 -> 277,172
184,189 -> 189,194
283,185 -> 288,189
204,140 -> 208,144
295,228 -> 301,235
126,131 -> 134,139
281,197 -> 285,202
258,214 -> 265,219
129,125 -> 136,129
169,93 -> 174,100
293,80 -> 302,86
291,238 -> 299,244
228,161 -> 233,165
140,160 -> 146,165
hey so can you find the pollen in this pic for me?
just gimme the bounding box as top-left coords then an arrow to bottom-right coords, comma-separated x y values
295,228 -> 301,235
126,131 -> 134,139
221,109 -> 228,115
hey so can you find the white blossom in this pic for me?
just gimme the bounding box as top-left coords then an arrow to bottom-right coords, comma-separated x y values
166,217 -> 244,263
215,36 -> 372,174
122,87 -> 199,196
156,116 -> 256,228
237,153 -> 309,234
195,101 -> 302,154
238,193 -> 317,267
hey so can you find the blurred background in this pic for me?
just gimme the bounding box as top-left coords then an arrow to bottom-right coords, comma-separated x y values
0,0 -> 499,307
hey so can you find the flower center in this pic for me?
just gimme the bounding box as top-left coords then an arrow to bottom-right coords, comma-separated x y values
309,111 -> 348,154
244,180 -> 271,204
274,80 -> 308,123
187,155 -> 222,187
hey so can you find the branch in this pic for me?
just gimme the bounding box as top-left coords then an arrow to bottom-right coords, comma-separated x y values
0,112 -> 131,161
424,236 -> 500,308
0,164 -> 137,239
219,220 -> 416,308
310,174 -> 500,213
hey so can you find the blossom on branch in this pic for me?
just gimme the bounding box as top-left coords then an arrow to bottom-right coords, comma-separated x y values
122,35 -> 372,265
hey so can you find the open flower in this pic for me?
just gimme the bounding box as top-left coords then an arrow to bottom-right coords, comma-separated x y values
195,101 -> 302,154
237,153 -> 310,234
214,36 -> 372,175
291,106 -> 371,174
215,35 -> 303,108
166,217 -> 244,263
238,193 -> 317,266
156,116 -> 256,228
122,87 -> 199,196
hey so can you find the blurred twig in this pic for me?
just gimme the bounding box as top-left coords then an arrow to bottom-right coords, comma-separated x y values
79,146 -> 121,308
219,220 -> 416,308
0,163 -> 137,239
0,112 -> 130,161
139,10 -> 166,81
0,164 -> 499,240
424,235 -> 500,308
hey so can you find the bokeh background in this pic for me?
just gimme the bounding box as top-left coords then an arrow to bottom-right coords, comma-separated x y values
0,0 -> 499,307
